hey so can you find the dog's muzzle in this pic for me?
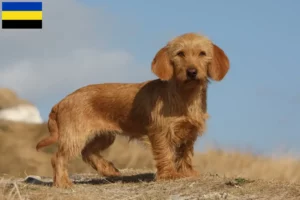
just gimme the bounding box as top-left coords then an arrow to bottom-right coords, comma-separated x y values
186,68 -> 197,79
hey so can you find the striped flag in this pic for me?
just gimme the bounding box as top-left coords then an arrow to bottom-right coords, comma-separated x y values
2,2 -> 42,29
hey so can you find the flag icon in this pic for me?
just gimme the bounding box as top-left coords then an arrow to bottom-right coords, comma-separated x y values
2,2 -> 42,29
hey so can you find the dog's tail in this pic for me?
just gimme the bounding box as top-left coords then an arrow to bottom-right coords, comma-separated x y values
36,104 -> 59,151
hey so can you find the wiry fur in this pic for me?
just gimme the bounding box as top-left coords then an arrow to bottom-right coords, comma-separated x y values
36,32 -> 230,188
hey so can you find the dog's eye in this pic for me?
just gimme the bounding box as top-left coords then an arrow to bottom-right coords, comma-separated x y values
177,51 -> 185,57
199,51 -> 206,56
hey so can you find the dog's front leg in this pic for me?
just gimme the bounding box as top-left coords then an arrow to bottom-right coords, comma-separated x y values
148,130 -> 185,180
175,140 -> 199,177
175,131 -> 199,178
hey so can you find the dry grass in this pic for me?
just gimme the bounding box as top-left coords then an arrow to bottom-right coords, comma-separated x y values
194,149 -> 300,184
1,120 -> 300,199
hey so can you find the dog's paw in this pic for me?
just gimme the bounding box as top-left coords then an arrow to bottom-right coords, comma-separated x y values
100,164 -> 121,177
102,170 -> 121,177
53,179 -> 73,189
156,172 -> 185,181
181,169 -> 200,178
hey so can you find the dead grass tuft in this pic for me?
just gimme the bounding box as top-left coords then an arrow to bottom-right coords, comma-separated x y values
193,149 -> 300,183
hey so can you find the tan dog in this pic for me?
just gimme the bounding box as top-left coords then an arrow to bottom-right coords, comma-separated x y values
36,32 -> 230,188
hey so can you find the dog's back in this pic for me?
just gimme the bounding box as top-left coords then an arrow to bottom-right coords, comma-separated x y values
36,80 -> 172,150
37,82 -> 144,149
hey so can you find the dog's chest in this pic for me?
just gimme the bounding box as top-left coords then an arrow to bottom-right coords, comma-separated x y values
178,103 -> 208,135
186,110 -> 206,131
166,114 -> 205,144
168,108 -> 207,135
151,92 -> 208,135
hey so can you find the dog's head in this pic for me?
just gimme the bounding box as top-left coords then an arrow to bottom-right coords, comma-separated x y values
151,33 -> 230,85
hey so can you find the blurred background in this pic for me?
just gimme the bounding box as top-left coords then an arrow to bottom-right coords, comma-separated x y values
0,0 -> 300,182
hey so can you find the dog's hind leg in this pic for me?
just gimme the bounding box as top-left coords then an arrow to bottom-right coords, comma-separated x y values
51,147 -> 74,188
81,132 -> 120,177
51,129 -> 89,188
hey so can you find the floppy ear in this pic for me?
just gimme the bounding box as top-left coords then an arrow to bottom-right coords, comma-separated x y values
208,44 -> 230,81
151,46 -> 173,81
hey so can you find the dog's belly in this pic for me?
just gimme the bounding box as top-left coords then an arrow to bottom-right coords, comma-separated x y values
118,118 -> 149,138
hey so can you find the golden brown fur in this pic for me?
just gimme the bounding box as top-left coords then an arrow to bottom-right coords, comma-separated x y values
36,32 -> 230,188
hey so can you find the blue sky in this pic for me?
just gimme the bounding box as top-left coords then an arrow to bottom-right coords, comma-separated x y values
3,0 -> 299,156
77,0 -> 300,155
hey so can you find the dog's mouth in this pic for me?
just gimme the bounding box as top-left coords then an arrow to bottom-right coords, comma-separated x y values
185,75 -> 200,81
184,78 -> 201,85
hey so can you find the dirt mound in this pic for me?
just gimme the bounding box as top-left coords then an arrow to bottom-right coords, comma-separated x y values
0,88 -> 31,109
1,169 -> 300,200
0,88 -> 42,123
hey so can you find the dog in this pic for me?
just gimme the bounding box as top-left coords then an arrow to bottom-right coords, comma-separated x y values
36,32 -> 230,188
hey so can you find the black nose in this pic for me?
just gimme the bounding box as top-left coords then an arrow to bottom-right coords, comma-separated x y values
186,68 -> 197,79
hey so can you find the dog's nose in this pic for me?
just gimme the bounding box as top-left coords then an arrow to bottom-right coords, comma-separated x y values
186,68 -> 198,79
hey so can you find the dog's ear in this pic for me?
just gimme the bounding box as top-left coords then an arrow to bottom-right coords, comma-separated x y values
208,44 -> 230,81
151,46 -> 173,81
